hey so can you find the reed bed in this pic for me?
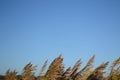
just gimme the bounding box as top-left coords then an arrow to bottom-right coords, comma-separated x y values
0,55 -> 120,80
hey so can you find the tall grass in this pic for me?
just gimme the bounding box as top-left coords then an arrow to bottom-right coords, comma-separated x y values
1,55 -> 120,80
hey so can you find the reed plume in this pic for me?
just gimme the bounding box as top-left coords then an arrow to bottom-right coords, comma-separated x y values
74,55 -> 95,80
87,62 -> 109,80
45,55 -> 63,80
39,60 -> 48,77
21,62 -> 37,80
5,69 -> 17,80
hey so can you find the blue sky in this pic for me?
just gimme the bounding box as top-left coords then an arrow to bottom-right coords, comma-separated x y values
0,0 -> 120,75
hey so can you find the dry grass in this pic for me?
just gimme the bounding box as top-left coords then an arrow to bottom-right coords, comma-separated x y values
0,55 -> 120,80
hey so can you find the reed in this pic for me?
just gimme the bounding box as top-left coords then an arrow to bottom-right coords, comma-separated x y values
0,55 -> 120,80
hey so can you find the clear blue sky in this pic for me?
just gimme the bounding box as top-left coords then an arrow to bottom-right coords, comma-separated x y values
0,0 -> 120,75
